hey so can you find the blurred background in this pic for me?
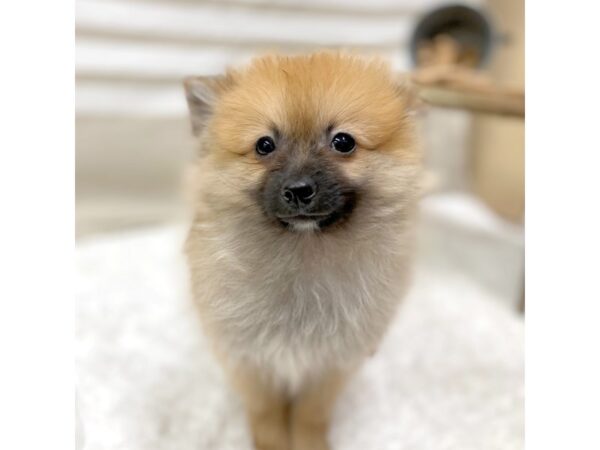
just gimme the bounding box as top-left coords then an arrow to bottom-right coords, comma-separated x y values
75,0 -> 524,310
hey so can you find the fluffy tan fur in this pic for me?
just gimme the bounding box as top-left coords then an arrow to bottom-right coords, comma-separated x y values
184,52 -> 421,450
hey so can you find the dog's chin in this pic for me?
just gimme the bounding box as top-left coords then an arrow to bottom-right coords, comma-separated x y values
267,193 -> 358,233
279,216 -> 322,233
276,206 -> 355,233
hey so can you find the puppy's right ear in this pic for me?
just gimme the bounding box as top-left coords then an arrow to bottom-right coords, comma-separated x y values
183,75 -> 232,136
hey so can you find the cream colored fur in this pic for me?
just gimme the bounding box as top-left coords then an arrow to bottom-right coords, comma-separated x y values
184,52 -> 421,450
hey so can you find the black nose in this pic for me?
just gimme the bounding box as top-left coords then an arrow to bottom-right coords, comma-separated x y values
282,178 -> 317,205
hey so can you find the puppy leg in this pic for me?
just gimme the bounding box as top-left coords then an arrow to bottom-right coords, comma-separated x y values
229,366 -> 290,450
290,370 -> 349,450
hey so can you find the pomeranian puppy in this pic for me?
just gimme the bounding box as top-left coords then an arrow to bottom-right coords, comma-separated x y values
183,52 -> 421,450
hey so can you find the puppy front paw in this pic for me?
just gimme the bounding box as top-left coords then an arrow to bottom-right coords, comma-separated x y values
291,421 -> 331,450
253,432 -> 289,450
249,410 -> 290,450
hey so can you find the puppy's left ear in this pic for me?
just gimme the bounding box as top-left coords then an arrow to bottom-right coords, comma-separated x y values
395,74 -> 424,117
183,75 -> 233,136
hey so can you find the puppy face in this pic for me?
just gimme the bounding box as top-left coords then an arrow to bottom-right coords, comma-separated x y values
185,53 -> 419,233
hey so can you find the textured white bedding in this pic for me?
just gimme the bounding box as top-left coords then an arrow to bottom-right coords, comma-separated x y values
76,225 -> 523,450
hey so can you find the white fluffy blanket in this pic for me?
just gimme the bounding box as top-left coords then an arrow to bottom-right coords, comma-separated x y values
76,226 -> 523,450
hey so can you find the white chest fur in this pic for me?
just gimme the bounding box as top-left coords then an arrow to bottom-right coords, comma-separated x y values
187,217 -> 412,393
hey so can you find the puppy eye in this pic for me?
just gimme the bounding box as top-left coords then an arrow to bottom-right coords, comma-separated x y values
255,136 -> 276,155
331,133 -> 356,154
